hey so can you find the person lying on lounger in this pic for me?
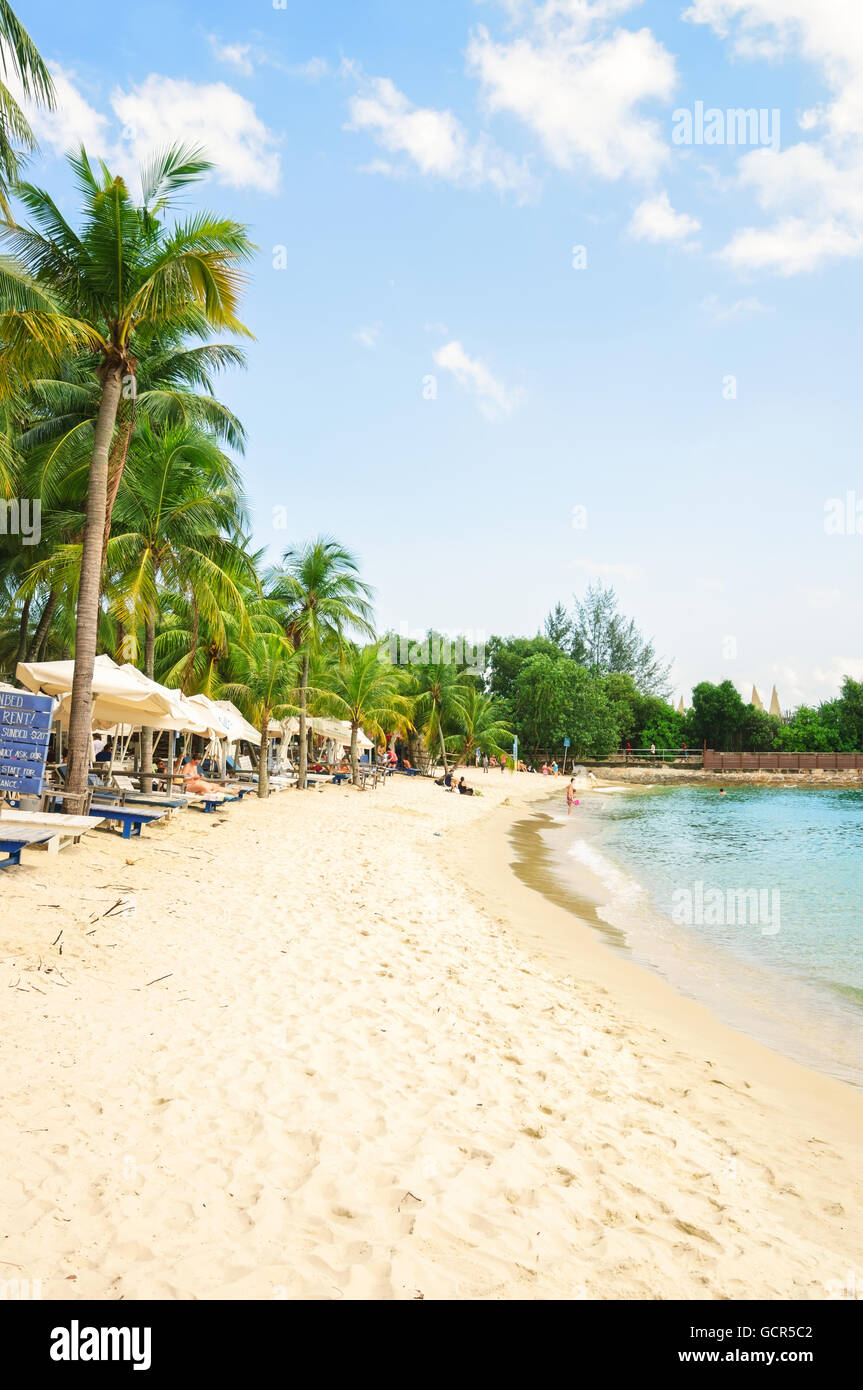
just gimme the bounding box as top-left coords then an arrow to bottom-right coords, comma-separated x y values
175,757 -> 225,797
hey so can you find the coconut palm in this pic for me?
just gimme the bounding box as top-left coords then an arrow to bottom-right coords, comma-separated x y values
445,688 -> 512,771
0,2 -> 54,215
17,312 -> 247,586
323,642 -> 413,784
105,420 -> 255,787
269,537 -> 374,790
154,570 -> 280,696
409,650 -> 474,775
0,143 -> 254,807
221,633 -> 300,797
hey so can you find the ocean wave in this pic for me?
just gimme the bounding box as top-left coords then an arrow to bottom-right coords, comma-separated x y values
567,837 -> 648,906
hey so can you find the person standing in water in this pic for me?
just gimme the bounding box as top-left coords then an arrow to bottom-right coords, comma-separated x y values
566,778 -> 579,816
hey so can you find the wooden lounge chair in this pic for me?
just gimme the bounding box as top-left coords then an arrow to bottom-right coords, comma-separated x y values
88,802 -> 169,839
0,826 -> 65,868
0,807 -> 104,853
104,775 -> 204,813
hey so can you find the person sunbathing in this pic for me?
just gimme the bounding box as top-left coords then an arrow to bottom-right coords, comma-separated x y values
176,757 -> 224,797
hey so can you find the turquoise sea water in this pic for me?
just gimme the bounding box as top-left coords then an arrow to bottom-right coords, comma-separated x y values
546,785 -> 863,1086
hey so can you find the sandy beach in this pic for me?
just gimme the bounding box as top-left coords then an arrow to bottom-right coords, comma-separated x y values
1,773 -> 862,1301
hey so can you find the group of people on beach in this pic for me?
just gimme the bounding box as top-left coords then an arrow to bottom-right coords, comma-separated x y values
436,770 -> 476,795
471,750 -> 510,772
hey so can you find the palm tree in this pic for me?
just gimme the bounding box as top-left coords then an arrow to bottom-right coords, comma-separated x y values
410,649 -> 474,775
154,569 -> 279,696
269,537 -> 374,790
106,420 -> 254,788
19,317 -> 248,579
0,2 -> 54,215
221,633 -> 300,797
324,642 -> 413,784
445,688 -> 512,772
0,144 -> 254,808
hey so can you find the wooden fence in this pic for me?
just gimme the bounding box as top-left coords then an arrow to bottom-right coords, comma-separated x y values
704,750 -> 863,772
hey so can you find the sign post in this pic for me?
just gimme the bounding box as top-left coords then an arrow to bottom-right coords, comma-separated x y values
0,690 -> 54,801
562,736 -> 570,775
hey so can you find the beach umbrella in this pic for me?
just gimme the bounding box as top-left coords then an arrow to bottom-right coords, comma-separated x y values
17,654 -> 179,723
23,656 -> 229,739
769,685 -> 782,718
187,694 -> 261,746
751,686 -> 764,710
308,716 -> 373,747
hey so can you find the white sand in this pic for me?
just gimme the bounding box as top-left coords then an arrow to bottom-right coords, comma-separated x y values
1,773 -> 861,1300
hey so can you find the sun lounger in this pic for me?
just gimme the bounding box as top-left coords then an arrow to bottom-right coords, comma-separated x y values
0,808 -> 104,853
196,794 -> 240,813
105,775 -> 205,812
88,802 -> 169,839
0,826 -> 65,868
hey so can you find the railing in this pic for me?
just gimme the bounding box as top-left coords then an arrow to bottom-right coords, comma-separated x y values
704,750 -> 863,772
589,747 -> 702,766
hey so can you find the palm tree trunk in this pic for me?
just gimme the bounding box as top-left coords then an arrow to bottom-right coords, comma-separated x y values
28,587 -> 59,660
437,713 -> 449,776
14,594 -> 32,670
258,720 -> 270,798
139,609 -> 156,792
99,409 -> 134,586
350,723 -> 359,785
297,650 -> 309,789
65,363 -> 124,810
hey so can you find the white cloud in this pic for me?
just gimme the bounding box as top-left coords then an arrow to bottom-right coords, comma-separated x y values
354,322 -> 383,348
803,586 -> 843,611
4,58 -> 109,158
813,657 -> 863,688
292,58 -> 329,81
112,76 -> 281,193
628,190 -> 700,242
4,54 -> 281,196
208,36 -> 328,82
467,9 -> 676,181
433,339 -> 522,419
345,69 -> 534,199
685,1 -> 863,272
720,217 -> 863,274
700,292 -> 772,319
569,558 -> 643,579
209,39 -> 254,78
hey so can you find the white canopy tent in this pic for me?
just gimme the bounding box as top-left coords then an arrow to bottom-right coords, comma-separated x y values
308,717 -> 373,748
17,655 -> 181,725
16,656 -> 230,776
187,694 -> 260,746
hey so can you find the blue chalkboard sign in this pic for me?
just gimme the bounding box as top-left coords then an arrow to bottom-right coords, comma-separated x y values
0,690 -> 54,797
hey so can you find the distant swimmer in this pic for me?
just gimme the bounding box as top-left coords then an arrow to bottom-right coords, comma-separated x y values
719,787 -> 726,796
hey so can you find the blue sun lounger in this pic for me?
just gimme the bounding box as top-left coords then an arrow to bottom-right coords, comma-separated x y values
0,828 -> 61,868
88,803 -> 168,840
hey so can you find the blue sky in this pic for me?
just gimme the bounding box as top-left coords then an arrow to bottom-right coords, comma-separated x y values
13,0 -> 863,707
